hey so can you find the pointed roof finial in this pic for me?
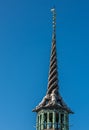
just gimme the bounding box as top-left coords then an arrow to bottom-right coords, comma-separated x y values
51,7 -> 56,38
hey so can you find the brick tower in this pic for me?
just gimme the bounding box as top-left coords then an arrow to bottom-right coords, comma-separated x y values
33,8 -> 73,130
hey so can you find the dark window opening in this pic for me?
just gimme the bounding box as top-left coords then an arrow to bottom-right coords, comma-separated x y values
60,114 -> 64,130
66,115 -> 68,122
45,100 -> 48,105
61,114 -> 64,123
44,113 -> 47,129
38,116 -> 39,124
55,113 -> 59,128
49,113 -> 53,128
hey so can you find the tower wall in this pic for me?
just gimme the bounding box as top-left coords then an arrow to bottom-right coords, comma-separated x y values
36,110 -> 69,130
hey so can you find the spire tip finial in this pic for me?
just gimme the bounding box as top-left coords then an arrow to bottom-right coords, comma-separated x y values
51,7 -> 56,38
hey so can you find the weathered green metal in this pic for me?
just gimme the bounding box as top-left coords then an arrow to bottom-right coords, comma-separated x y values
36,109 -> 70,130
47,112 -> 50,129
53,111 -> 56,129
41,113 -> 44,130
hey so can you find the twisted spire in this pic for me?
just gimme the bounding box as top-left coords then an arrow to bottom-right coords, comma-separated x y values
47,8 -> 59,95
33,8 -> 73,113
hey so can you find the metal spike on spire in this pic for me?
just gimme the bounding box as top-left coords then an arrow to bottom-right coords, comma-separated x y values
51,7 -> 56,39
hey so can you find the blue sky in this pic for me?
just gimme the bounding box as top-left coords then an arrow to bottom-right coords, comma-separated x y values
0,0 -> 89,130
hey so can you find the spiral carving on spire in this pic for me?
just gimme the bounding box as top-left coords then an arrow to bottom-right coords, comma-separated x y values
47,8 -> 58,95
47,39 -> 58,94
33,8 -> 73,114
